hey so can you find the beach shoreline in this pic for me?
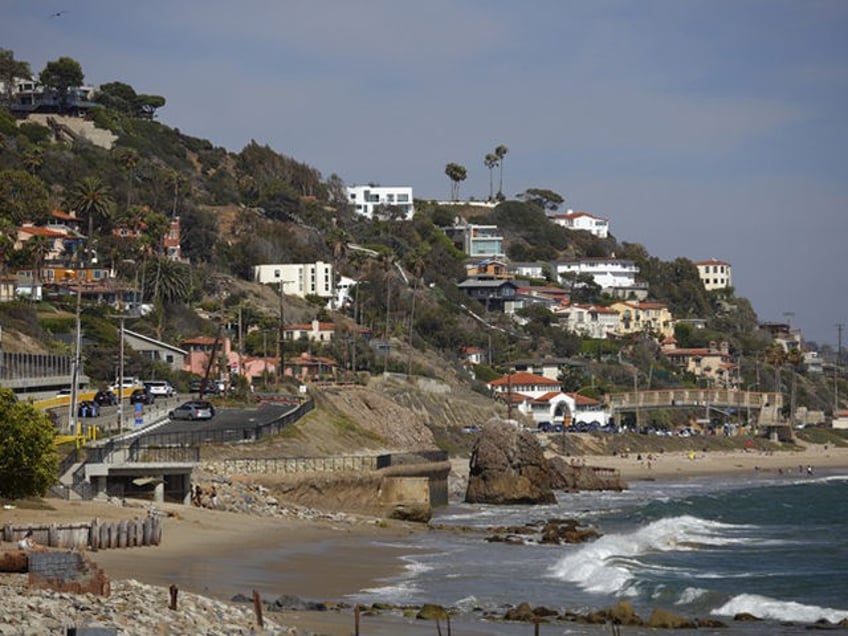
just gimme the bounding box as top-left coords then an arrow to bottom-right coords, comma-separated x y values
3,443 -> 848,635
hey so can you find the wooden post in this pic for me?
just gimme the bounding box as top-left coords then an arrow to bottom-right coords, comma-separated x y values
169,584 -> 178,610
252,589 -> 264,627
90,519 -> 99,551
354,604 -> 360,636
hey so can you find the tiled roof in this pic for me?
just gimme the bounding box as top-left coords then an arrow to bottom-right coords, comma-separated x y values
489,372 -> 560,387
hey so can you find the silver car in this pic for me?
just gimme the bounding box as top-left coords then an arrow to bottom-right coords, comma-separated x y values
169,400 -> 214,421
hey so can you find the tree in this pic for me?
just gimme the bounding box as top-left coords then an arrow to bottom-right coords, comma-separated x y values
484,153 -> 498,201
0,388 -> 58,499
0,169 -> 50,224
0,49 -> 31,106
494,144 -> 508,199
39,56 -> 84,113
444,162 -> 467,201
518,188 -> 564,211
68,176 -> 114,249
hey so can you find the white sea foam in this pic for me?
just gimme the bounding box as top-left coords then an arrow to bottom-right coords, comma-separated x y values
547,515 -> 746,594
676,587 -> 708,605
713,593 -> 848,624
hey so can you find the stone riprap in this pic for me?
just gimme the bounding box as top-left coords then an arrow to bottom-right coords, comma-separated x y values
0,575 -> 290,635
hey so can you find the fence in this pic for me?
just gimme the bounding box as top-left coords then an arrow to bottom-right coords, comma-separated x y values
215,449 -> 450,476
2,516 -> 162,550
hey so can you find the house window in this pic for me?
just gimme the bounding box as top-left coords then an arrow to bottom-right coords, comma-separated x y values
397,194 -> 409,202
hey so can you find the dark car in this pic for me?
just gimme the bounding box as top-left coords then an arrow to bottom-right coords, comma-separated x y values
130,388 -> 155,405
93,389 -> 117,406
169,400 -> 215,421
77,400 -> 100,417
190,378 -> 221,395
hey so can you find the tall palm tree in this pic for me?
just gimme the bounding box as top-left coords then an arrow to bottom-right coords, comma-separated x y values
68,176 -> 114,253
494,144 -> 508,199
484,153 -> 498,201
25,234 -> 50,284
115,148 -> 140,211
444,163 -> 467,201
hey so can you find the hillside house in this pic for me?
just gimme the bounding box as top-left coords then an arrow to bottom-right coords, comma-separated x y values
662,340 -> 738,388
123,329 -> 187,372
457,278 -> 519,312
610,300 -> 675,340
553,302 -> 620,340
555,258 -> 646,298
465,259 -> 512,279
445,222 -> 505,259
346,185 -> 414,220
283,320 -> 336,343
548,210 -> 610,238
695,258 -> 732,291
253,262 -> 335,299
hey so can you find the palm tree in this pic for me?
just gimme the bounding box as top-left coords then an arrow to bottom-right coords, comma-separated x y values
118,148 -> 140,211
444,163 -> 467,201
68,176 -> 114,252
25,234 -> 50,284
494,144 -> 508,199
484,153 -> 498,201
22,148 -> 44,175
764,344 -> 787,394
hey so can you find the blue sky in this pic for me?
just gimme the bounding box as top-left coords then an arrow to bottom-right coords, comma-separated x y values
2,0 -> 847,347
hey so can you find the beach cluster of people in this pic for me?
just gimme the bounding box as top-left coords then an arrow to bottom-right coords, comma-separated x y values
191,484 -> 218,508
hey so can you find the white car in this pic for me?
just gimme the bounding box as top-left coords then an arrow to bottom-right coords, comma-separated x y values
144,380 -> 176,397
109,378 -> 141,397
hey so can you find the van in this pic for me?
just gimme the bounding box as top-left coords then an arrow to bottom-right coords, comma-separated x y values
143,380 -> 176,397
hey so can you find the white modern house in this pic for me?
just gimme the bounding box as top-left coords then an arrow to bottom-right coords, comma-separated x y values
346,185 -> 414,220
253,261 -> 335,299
695,258 -> 732,291
549,210 -> 610,238
555,258 -> 640,293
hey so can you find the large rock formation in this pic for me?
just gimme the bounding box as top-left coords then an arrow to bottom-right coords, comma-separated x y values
547,456 -> 627,491
465,421 -> 556,504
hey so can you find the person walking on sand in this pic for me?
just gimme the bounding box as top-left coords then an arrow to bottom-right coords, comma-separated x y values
209,485 -> 218,509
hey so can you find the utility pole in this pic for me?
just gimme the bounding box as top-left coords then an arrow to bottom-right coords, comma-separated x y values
836,323 -> 844,415
277,280 -> 293,386
68,282 -> 82,437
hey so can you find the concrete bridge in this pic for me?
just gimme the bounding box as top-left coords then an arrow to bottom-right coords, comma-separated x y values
607,389 -> 783,425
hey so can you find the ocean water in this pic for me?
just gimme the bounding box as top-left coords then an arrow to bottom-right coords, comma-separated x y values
350,470 -> 848,634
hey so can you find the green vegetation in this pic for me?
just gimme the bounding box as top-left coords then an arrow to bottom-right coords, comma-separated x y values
0,388 -> 58,499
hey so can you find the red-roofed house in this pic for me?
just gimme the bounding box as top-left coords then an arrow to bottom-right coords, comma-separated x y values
610,300 -> 674,339
461,346 -> 486,365
662,340 -> 738,388
549,210 -> 609,238
284,352 -> 337,381
694,258 -> 732,291
284,319 -> 336,343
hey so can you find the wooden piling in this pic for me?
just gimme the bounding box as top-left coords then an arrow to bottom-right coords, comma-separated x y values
252,589 -> 263,627
169,584 -> 178,610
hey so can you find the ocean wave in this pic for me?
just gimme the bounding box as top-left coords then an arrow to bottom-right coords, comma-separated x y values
547,515 -> 749,595
713,593 -> 848,624
676,587 -> 708,605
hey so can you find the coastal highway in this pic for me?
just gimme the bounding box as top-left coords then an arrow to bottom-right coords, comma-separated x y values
140,400 -> 299,440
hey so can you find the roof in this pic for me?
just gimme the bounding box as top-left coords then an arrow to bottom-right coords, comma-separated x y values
284,322 -> 337,332
694,258 -> 730,266
489,372 -> 560,387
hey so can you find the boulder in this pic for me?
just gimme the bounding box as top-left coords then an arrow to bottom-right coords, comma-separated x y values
547,456 -> 628,491
646,608 -> 697,628
465,421 -> 556,505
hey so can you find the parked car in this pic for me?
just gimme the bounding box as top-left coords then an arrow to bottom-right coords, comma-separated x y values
144,380 -> 176,397
130,388 -> 155,405
169,400 -> 215,421
93,389 -> 118,406
77,400 -> 100,417
189,378 -> 222,395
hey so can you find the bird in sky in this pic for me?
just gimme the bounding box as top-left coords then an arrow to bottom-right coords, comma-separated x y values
49,10 -> 68,18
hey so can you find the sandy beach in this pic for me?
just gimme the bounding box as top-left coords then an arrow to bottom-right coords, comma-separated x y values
3,442 -> 848,635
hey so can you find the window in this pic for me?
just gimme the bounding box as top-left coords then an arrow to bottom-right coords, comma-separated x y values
397,194 -> 409,202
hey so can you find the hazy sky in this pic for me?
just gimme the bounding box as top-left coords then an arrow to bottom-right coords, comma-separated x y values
3,1 -> 847,347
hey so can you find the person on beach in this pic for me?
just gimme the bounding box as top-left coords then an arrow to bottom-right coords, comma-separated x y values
193,485 -> 203,506
17,530 -> 36,550
209,485 -> 218,509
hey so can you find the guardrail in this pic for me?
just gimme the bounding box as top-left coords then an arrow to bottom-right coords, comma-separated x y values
607,389 -> 782,410
212,449 -> 450,476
